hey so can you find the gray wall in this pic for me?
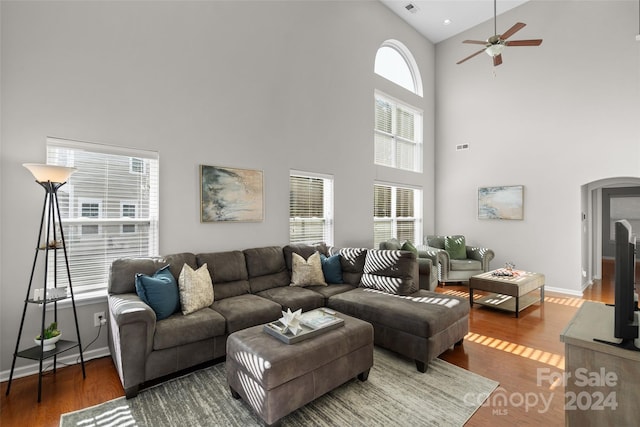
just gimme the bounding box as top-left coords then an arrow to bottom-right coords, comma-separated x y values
0,1 -> 434,375
435,0 -> 640,294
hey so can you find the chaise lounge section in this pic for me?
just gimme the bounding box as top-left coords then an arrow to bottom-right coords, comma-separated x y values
107,243 -> 469,397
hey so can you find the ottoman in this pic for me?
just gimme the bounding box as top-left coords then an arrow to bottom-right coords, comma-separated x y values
226,312 -> 374,426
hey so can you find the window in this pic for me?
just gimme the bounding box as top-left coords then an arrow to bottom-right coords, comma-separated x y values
47,137 -> 159,294
373,183 -> 422,248
374,40 -> 423,96
375,92 -> 423,172
289,171 -> 334,245
121,202 -> 137,233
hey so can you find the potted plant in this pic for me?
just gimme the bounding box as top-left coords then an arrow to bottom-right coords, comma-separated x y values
34,322 -> 61,351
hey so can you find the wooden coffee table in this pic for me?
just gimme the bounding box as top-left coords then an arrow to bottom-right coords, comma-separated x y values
469,270 -> 545,317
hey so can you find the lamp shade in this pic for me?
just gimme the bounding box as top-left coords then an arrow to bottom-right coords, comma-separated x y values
23,163 -> 77,183
485,44 -> 505,57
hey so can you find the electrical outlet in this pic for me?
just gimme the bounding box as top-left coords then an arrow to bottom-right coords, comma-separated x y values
94,311 -> 105,327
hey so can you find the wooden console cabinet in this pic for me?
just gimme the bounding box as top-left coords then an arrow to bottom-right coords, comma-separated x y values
560,301 -> 639,426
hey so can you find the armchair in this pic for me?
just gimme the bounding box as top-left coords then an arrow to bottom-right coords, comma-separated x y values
418,235 -> 494,284
378,238 -> 438,291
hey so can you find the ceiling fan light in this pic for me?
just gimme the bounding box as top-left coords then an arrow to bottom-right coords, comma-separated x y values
485,44 -> 505,57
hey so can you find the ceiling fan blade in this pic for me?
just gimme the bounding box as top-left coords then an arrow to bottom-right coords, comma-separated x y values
456,49 -> 486,65
500,22 -> 526,40
493,54 -> 503,67
506,39 -> 543,47
462,40 -> 487,45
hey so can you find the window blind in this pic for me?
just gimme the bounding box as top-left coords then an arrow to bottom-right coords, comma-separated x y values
46,137 -> 159,294
289,171 -> 333,245
374,92 -> 423,172
373,183 -> 422,248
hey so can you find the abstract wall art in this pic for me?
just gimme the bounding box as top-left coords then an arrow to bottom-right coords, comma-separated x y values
200,165 -> 264,222
478,185 -> 524,220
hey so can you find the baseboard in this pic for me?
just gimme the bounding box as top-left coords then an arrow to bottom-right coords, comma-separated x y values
545,286 -> 583,297
0,346 -> 110,382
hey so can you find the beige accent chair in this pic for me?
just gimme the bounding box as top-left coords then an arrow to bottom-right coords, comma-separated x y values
418,235 -> 494,284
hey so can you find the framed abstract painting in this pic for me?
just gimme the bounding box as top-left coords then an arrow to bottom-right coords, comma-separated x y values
478,185 -> 524,220
200,165 -> 264,222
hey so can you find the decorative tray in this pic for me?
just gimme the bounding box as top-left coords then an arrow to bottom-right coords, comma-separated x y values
263,308 -> 344,344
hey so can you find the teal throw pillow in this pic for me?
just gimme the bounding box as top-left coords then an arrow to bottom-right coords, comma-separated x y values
401,240 -> 418,255
135,265 -> 180,320
445,235 -> 467,260
320,253 -> 343,284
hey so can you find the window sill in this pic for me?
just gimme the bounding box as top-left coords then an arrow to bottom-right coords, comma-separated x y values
44,289 -> 108,311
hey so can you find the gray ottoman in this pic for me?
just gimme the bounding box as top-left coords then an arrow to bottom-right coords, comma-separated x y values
226,312 -> 374,426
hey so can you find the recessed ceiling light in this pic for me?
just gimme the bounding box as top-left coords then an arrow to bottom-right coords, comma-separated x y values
443,19 -> 452,25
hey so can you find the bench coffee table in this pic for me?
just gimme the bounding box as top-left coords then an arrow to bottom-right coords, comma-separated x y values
469,270 -> 545,318
226,310 -> 373,426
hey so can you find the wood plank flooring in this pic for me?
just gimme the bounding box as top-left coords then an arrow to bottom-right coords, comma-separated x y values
0,270 -> 623,427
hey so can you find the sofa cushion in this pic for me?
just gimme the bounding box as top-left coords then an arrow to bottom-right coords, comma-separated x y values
320,253 -> 343,284
256,286 -> 325,312
426,235 -> 445,249
135,265 -> 180,320
450,259 -> 482,271
327,288 -> 468,338
360,249 -> 418,296
178,263 -> 214,315
197,251 -> 250,300
244,247 -> 290,293
445,235 -> 466,260
211,294 -> 282,334
153,307 -> 226,350
306,283 -> 356,304
291,252 -> 327,287
331,247 -> 367,285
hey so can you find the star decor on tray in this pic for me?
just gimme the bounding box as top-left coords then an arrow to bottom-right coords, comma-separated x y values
278,308 -> 303,335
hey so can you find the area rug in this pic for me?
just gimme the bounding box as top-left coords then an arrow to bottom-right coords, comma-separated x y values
60,348 -> 498,427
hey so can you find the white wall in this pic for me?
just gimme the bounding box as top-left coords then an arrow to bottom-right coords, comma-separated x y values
0,1 -> 434,375
435,0 -> 640,294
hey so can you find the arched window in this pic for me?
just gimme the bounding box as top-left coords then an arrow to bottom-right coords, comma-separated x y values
374,40 -> 423,97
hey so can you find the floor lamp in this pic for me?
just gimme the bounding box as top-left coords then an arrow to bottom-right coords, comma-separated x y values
5,163 -> 86,402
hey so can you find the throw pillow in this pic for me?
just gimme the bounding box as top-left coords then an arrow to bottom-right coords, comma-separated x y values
291,252 -> 327,287
445,235 -> 467,260
178,263 -> 214,315
320,253 -> 343,284
401,240 -> 418,255
135,265 -> 180,320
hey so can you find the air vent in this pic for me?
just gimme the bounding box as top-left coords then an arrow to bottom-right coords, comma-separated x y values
456,143 -> 470,151
404,3 -> 419,14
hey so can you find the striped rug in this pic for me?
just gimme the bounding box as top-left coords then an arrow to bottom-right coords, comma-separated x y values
60,347 -> 498,427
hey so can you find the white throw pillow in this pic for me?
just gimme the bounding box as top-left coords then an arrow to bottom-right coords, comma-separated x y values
178,263 -> 214,315
290,252 -> 327,287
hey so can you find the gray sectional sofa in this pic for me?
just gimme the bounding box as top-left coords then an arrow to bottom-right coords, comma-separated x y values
107,243 -> 469,398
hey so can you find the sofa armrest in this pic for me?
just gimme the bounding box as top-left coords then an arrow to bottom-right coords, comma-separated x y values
466,246 -> 495,271
417,246 -> 449,280
108,293 -> 156,397
417,258 -> 437,291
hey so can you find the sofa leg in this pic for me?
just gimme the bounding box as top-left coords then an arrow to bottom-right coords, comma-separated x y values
415,360 -> 427,373
125,385 -> 139,399
357,368 -> 370,382
455,338 -> 464,346
230,386 -> 241,399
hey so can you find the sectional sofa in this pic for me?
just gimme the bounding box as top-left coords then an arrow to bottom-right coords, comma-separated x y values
107,243 -> 469,398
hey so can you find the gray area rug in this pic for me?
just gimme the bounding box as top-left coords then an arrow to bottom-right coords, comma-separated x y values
60,348 -> 498,427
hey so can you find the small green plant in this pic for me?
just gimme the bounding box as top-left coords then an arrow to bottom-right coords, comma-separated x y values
36,322 -> 60,340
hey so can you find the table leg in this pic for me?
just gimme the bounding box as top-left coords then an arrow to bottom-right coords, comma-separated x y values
515,297 -> 520,318
469,288 -> 474,307
541,285 -> 545,304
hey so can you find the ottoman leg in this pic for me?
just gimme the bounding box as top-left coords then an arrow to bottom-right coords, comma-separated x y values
415,360 -> 427,373
358,368 -> 370,381
229,386 -> 240,399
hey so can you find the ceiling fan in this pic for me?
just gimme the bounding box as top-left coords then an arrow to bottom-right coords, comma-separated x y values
457,0 -> 543,67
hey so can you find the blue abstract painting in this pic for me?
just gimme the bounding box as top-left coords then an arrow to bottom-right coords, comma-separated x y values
200,165 -> 263,222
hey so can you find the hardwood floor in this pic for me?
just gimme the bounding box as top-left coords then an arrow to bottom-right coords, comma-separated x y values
0,274 -> 619,427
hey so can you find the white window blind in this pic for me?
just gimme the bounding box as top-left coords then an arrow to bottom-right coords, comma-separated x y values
289,171 -> 334,245
374,92 -> 423,172
373,183 -> 422,248
46,137 -> 159,294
